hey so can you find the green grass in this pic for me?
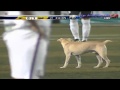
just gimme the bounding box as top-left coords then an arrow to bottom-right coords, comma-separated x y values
0,24 -> 120,79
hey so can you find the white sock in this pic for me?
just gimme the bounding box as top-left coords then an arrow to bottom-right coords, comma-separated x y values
81,19 -> 91,41
69,19 -> 80,40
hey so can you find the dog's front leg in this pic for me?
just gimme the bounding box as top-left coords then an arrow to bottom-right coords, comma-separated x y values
60,54 -> 71,68
75,55 -> 81,68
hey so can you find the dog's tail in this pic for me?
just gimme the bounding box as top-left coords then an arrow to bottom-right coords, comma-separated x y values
103,40 -> 112,44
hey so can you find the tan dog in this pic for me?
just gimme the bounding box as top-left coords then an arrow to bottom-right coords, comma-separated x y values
57,38 -> 112,68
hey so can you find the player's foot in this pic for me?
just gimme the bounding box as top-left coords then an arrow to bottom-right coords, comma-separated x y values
74,39 -> 80,42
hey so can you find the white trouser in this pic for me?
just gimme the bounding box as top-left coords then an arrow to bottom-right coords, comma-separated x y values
3,21 -> 51,79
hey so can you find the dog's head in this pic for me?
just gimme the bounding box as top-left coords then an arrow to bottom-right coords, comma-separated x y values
57,38 -> 63,42
66,38 -> 74,42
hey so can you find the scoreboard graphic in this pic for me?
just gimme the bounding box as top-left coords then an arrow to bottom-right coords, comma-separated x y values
0,14 -> 118,20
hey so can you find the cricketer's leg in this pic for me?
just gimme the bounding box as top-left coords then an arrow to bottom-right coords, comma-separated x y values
30,37 -> 49,79
81,11 -> 92,42
81,18 -> 91,41
3,21 -> 51,79
3,30 -> 40,79
70,19 -> 80,40
69,11 -> 80,41
30,20 -> 51,79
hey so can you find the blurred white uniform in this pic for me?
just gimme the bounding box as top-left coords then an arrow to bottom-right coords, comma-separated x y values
2,11 -> 51,79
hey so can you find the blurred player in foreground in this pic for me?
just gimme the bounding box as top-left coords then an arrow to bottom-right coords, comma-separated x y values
2,11 -> 51,79
68,11 -> 92,42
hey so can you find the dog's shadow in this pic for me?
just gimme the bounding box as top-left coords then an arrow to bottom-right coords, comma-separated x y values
108,65 -> 120,68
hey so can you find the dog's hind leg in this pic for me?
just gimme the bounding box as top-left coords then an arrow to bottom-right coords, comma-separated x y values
96,45 -> 110,68
94,54 -> 103,68
60,53 -> 71,68
75,55 -> 81,68
102,56 -> 110,68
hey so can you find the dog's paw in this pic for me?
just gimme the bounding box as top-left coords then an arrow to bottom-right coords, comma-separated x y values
93,66 -> 99,68
103,66 -> 108,68
60,67 -> 66,68
76,66 -> 81,68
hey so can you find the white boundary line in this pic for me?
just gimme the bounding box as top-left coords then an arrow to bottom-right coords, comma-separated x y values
0,35 -> 120,41
50,35 -> 120,37
0,38 -> 120,41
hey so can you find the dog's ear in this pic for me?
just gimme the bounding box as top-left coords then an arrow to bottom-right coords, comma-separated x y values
57,39 -> 60,42
67,38 -> 73,41
57,38 -> 63,42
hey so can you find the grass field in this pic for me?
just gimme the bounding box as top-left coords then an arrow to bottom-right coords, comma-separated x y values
0,24 -> 120,79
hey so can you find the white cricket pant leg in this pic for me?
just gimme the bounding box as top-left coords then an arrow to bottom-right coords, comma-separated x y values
30,20 -> 51,79
3,30 -> 39,79
69,18 -> 80,40
3,20 -> 51,79
81,19 -> 91,41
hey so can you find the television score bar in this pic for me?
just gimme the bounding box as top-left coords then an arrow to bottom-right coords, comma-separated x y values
0,15 -> 79,20
0,14 -> 118,20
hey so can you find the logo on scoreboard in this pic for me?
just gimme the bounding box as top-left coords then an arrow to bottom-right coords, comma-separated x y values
16,16 -> 26,20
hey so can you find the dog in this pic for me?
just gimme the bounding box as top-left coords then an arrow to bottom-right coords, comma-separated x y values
57,38 -> 112,68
